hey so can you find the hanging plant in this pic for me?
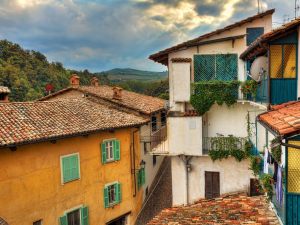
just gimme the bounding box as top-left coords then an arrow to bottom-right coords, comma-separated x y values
250,155 -> 261,176
241,80 -> 258,99
190,80 -> 240,116
270,137 -> 281,163
260,174 -> 274,202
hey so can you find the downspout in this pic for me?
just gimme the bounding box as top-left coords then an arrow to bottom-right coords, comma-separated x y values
132,128 -> 139,197
179,155 -> 193,205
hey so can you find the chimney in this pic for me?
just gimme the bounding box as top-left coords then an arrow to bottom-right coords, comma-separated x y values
91,77 -> 99,87
112,87 -> 123,100
0,86 -> 10,103
70,74 -> 80,88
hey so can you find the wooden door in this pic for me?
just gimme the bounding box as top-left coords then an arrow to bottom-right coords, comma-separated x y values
205,171 -> 220,199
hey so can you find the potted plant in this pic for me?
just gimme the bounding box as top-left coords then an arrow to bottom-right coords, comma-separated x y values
241,80 -> 258,100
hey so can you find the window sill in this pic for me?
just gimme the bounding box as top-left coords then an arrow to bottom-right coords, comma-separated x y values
107,202 -> 120,208
62,177 -> 80,184
104,159 -> 119,164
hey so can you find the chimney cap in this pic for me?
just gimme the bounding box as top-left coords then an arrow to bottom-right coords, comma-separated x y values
91,77 -> 99,87
0,86 -> 10,94
112,86 -> 123,100
70,74 -> 80,88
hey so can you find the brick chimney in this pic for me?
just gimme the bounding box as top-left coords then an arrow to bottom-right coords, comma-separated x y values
112,87 -> 123,100
70,74 -> 80,88
0,86 -> 10,103
91,77 -> 99,87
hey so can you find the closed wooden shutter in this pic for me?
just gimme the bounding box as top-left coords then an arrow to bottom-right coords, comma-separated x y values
59,215 -> 67,225
114,140 -> 120,161
104,186 -> 109,208
141,168 -> 145,185
116,183 -> 121,203
62,154 -> 80,183
216,54 -> 238,81
212,172 -> 220,198
80,206 -> 89,225
101,142 -> 106,164
246,27 -> 264,46
205,171 -> 220,199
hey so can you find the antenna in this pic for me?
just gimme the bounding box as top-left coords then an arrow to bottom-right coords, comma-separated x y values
295,0 -> 300,19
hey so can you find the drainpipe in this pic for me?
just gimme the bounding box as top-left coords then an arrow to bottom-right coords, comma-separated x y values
179,155 -> 193,205
131,128 -> 139,197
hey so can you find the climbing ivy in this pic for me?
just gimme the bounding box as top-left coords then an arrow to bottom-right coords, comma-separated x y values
250,156 -> 261,176
270,137 -> 282,163
208,137 -> 252,162
241,80 -> 258,99
190,80 -> 240,115
260,174 -> 274,201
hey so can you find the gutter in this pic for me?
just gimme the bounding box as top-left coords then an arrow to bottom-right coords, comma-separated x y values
179,155 -> 193,205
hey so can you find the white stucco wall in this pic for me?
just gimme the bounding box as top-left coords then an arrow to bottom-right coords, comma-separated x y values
171,156 -> 254,206
206,102 -> 255,137
168,116 -> 202,156
168,14 -> 273,110
172,62 -> 191,102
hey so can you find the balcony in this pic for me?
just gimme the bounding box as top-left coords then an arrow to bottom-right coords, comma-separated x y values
140,125 -> 168,155
202,136 -> 248,155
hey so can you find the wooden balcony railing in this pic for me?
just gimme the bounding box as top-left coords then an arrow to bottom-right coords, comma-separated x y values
140,126 -> 167,152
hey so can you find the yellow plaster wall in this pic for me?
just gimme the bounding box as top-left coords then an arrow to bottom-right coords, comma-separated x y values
0,128 -> 143,225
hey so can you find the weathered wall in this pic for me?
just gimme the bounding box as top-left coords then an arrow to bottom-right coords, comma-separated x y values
171,156 -> 254,206
168,116 -> 202,156
0,128 -> 143,225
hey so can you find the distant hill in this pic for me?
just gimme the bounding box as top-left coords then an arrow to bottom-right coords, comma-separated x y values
97,68 -> 167,82
0,39 -> 168,101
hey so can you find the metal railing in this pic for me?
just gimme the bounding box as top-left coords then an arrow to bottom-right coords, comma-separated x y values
140,126 -> 167,152
202,136 -> 248,155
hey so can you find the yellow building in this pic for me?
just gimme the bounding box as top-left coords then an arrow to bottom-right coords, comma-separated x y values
0,99 -> 148,225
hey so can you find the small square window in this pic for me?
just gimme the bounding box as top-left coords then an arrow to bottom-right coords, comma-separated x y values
153,155 -> 157,166
161,112 -> 166,127
33,220 -> 42,225
151,116 -> 157,132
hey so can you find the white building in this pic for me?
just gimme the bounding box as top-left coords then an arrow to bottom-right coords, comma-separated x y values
149,9 -> 275,206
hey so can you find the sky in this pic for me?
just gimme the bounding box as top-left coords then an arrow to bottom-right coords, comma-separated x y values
0,0 -> 296,72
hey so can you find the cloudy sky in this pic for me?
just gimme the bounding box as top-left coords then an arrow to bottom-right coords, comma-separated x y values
0,0 -> 296,72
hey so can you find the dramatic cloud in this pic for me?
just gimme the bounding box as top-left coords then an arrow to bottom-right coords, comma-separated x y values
0,0 -> 294,71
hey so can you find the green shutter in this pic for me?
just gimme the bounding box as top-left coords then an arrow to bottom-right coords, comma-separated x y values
114,140 -> 120,161
194,55 -> 215,81
116,183 -> 121,203
104,186 -> 109,208
59,215 -> 67,225
141,168 -> 145,185
62,154 -> 80,183
101,142 -> 106,164
216,54 -> 238,81
81,206 -> 89,225
62,157 -> 70,183
71,155 -> 79,180
137,170 -> 141,189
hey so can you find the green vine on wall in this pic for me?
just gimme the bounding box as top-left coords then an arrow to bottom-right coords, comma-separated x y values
190,80 -> 240,116
261,174 -> 274,201
270,137 -> 282,163
208,137 -> 252,162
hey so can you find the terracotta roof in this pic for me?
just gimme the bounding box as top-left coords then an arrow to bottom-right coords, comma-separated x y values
241,18 -> 300,60
149,9 -> 275,65
258,101 -> 300,136
147,193 -> 279,225
0,86 -> 10,93
39,85 -> 166,115
0,218 -> 8,225
0,99 -> 147,148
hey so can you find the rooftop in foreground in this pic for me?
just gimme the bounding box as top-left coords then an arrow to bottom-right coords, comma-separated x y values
147,193 -> 279,225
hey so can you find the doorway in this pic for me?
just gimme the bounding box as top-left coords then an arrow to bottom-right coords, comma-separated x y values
205,171 -> 220,199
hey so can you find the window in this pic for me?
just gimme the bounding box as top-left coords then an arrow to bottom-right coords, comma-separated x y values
151,116 -> 157,132
59,206 -> 89,225
104,182 -> 121,208
194,54 -> 238,82
161,112 -> 166,127
246,27 -> 264,46
152,155 -> 157,166
144,142 -> 148,154
33,220 -> 42,225
137,168 -> 145,189
101,139 -> 120,164
145,186 -> 149,196
61,153 -> 80,184
270,44 -> 296,79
